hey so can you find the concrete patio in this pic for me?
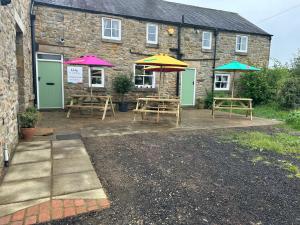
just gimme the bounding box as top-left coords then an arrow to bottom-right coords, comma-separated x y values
36,109 -> 281,139
0,140 -> 109,225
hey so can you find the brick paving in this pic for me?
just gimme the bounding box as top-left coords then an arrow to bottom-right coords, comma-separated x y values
0,199 -> 110,225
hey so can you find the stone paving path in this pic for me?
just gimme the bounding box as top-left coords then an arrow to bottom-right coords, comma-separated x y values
0,140 -> 109,225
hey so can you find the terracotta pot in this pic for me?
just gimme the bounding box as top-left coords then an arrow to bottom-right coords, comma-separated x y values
21,128 -> 36,141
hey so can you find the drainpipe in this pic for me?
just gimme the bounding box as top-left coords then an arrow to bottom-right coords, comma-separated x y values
3,143 -> 9,167
211,29 -> 219,114
176,15 -> 184,96
30,0 -> 37,106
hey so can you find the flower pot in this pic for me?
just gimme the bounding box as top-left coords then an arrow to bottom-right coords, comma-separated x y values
118,102 -> 129,112
21,128 -> 36,141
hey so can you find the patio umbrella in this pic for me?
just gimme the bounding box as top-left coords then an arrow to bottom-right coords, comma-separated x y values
136,54 -> 188,96
214,60 -> 260,98
64,55 -> 114,96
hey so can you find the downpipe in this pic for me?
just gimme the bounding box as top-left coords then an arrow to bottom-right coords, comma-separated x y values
3,143 -> 9,167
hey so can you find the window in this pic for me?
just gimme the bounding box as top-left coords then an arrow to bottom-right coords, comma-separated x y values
89,67 -> 105,87
202,31 -> 212,49
147,23 -> 158,44
102,18 -> 121,40
236,35 -> 248,53
134,65 -> 155,88
214,74 -> 230,90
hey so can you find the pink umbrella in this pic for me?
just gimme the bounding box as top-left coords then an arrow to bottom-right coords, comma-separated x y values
64,55 -> 114,96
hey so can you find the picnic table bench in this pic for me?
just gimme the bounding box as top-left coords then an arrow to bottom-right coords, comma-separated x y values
213,97 -> 253,120
133,97 -> 182,126
66,95 -> 115,120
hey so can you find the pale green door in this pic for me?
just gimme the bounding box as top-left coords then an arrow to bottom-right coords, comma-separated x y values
38,61 -> 63,109
181,68 -> 196,106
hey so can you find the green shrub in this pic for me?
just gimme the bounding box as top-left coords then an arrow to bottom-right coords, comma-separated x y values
278,77 -> 300,109
113,75 -> 134,102
19,110 -> 39,128
204,91 -> 228,109
25,107 -> 38,113
286,111 -> 300,130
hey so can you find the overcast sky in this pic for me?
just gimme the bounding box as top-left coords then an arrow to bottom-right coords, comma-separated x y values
167,0 -> 300,66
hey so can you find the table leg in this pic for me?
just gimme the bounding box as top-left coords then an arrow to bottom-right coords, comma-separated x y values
109,97 -> 116,119
250,101 -> 253,121
102,98 -> 109,120
66,99 -> 74,118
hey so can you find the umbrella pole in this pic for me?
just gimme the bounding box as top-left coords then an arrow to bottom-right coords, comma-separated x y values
230,72 -> 236,118
159,66 -> 162,97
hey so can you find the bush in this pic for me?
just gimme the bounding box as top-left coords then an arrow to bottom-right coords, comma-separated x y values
286,111 -> 300,130
278,77 -> 300,109
204,91 -> 228,109
19,109 -> 39,128
113,75 -> 134,102
238,68 -> 273,105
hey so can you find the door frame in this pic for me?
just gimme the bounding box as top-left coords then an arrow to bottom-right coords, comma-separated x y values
36,52 -> 64,109
180,68 -> 197,106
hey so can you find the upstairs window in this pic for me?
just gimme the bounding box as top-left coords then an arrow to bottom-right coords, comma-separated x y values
236,35 -> 248,53
147,23 -> 158,44
202,31 -> 212,49
214,74 -> 230,91
134,65 -> 155,88
89,67 -> 105,87
102,18 -> 121,40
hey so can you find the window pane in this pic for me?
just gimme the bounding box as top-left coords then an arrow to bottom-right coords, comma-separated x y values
112,20 -> 119,30
221,76 -> 228,82
37,54 -> 61,60
112,29 -> 119,38
144,76 -> 153,86
215,82 -> 221,88
91,69 -> 103,85
104,19 -> 111,29
135,76 -> 143,85
148,25 -> 156,34
135,65 -> 144,75
148,33 -> 156,42
104,28 -> 111,37
203,32 -> 210,40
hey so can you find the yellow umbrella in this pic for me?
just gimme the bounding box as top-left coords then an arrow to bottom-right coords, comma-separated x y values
136,54 -> 188,96
135,54 -> 188,67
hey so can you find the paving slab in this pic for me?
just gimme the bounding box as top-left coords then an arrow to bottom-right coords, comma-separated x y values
53,157 -> 94,175
53,171 -> 102,196
53,139 -> 84,149
52,147 -> 89,160
16,141 -> 51,151
3,161 -> 51,182
11,149 -> 51,165
0,198 -> 50,217
0,177 -> 51,205
52,188 -> 107,200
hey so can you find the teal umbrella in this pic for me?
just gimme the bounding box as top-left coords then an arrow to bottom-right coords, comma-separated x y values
214,60 -> 260,97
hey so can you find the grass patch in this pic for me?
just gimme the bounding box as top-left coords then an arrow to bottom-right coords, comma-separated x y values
253,104 -> 290,121
233,132 -> 300,156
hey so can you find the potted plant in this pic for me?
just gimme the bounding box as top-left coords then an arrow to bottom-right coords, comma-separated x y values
113,75 -> 134,112
19,107 -> 39,141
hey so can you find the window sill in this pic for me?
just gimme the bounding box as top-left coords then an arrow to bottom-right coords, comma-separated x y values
102,38 -> 122,44
146,43 -> 159,49
235,51 -> 248,56
202,48 -> 213,53
132,88 -> 158,92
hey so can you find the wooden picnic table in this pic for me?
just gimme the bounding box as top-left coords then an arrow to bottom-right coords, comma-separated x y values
133,97 -> 182,126
212,97 -> 253,120
66,95 -> 115,120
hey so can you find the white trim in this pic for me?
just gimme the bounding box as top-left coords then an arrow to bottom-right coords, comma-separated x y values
133,64 -> 156,88
214,73 -> 231,91
36,52 -> 64,109
102,17 -> 122,41
202,31 -> 212,50
89,67 -> 105,88
180,68 -> 197,106
146,23 -> 158,44
235,35 -> 248,53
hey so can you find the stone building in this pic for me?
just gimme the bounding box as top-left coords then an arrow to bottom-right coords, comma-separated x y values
0,0 -> 34,172
32,0 -> 271,109
0,0 -> 271,172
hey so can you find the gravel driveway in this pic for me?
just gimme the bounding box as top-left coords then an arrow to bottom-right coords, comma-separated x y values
40,128 -> 300,225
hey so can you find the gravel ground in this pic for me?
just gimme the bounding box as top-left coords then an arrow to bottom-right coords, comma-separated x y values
40,127 -> 300,225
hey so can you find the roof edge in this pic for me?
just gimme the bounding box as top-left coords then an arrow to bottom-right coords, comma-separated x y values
34,1 -> 273,37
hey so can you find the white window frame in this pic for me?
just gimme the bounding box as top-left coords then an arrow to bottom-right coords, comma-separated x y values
202,31 -> 212,50
89,67 -> 105,88
133,64 -> 156,88
102,17 -> 121,41
236,35 -> 248,53
214,74 -> 230,91
146,23 -> 158,44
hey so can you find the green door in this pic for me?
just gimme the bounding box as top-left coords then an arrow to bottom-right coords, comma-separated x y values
38,61 -> 63,109
181,68 -> 196,106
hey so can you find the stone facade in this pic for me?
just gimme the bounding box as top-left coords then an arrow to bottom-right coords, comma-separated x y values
0,0 -> 33,173
33,5 -> 271,106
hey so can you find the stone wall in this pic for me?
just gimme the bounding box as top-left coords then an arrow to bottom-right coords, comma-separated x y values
34,5 -> 271,104
0,0 -> 33,173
